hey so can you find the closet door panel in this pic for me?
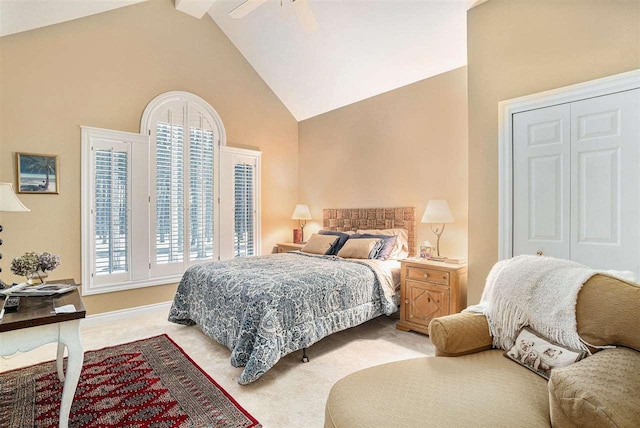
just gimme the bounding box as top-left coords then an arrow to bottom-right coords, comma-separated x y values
570,89 -> 640,274
513,104 -> 571,259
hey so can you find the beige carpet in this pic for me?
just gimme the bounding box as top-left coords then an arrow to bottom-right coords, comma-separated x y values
0,307 -> 434,427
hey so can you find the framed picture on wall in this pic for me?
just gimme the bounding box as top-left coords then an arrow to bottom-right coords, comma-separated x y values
16,152 -> 59,194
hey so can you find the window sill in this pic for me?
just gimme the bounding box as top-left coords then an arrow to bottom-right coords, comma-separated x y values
82,274 -> 184,296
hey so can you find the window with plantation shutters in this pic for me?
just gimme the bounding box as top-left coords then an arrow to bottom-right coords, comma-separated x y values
147,95 -> 222,278
82,127 -> 150,294
82,91 -> 260,295
188,110 -> 216,261
154,105 -> 185,265
94,147 -> 129,276
233,162 -> 256,257
220,147 -> 261,260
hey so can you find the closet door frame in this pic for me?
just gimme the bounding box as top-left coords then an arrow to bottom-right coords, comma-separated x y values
498,69 -> 640,260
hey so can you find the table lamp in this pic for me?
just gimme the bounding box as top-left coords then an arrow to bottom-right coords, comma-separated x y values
0,182 -> 30,287
291,204 -> 312,243
421,199 -> 454,260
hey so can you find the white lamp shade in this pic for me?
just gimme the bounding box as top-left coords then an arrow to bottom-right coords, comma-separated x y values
0,182 -> 30,212
421,199 -> 453,224
291,204 -> 312,220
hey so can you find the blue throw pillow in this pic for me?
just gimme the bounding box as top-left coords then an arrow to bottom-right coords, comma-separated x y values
349,234 -> 397,260
318,230 -> 350,255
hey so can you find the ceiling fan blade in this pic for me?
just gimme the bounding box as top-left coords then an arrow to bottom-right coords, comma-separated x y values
292,0 -> 318,33
229,0 -> 268,19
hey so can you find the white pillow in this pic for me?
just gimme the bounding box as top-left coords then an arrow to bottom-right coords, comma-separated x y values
301,234 -> 339,255
337,238 -> 382,259
357,228 -> 409,259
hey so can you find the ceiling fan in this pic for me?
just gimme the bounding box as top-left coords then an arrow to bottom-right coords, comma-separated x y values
229,0 -> 319,33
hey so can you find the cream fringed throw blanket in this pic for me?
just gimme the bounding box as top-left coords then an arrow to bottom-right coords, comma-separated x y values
464,255 -> 635,352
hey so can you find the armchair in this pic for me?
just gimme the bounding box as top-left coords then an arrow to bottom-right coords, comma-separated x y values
325,274 -> 640,428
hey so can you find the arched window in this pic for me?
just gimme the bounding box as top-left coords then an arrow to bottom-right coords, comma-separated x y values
141,92 -> 226,277
81,91 -> 260,295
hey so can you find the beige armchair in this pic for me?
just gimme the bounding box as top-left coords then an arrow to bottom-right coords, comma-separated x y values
325,275 -> 640,428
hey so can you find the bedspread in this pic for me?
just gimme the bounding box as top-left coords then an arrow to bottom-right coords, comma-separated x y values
168,252 -> 397,384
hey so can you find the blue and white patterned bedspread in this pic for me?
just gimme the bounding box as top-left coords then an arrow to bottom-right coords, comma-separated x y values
168,252 -> 397,384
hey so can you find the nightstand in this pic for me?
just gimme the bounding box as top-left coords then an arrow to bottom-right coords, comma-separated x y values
396,258 -> 467,335
276,242 -> 305,253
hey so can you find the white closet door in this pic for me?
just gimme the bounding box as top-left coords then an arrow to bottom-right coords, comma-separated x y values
570,89 -> 640,274
513,104 -> 571,259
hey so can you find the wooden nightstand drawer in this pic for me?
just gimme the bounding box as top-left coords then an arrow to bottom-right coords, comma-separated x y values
406,267 -> 449,285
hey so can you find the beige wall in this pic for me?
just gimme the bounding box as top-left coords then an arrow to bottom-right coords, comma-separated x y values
299,67 -> 468,258
467,0 -> 640,303
0,0 -> 298,314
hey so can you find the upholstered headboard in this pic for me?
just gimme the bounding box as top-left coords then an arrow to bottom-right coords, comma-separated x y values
322,207 -> 416,257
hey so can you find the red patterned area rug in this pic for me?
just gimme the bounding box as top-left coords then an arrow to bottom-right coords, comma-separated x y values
0,334 -> 261,428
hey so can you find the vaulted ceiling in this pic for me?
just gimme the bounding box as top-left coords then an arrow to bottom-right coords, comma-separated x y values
0,0 -> 473,121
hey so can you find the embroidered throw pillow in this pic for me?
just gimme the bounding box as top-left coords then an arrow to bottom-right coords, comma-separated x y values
504,327 -> 588,380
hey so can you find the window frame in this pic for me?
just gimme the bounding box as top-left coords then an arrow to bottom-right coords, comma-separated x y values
81,126 -> 152,295
141,91 -> 226,277
82,92 -> 260,296
219,146 -> 262,260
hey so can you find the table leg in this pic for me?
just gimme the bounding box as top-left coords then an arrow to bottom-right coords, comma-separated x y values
58,321 -> 83,428
56,342 -> 66,382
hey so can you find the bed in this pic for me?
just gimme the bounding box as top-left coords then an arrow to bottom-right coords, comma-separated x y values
168,207 -> 415,384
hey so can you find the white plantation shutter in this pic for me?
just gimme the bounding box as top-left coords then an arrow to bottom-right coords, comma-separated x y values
94,147 -> 129,276
234,162 -> 255,257
188,109 -> 215,261
148,94 -> 221,278
82,127 -> 150,294
155,105 -> 185,265
220,147 -> 261,260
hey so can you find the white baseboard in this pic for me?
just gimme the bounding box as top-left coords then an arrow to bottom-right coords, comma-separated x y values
82,301 -> 172,328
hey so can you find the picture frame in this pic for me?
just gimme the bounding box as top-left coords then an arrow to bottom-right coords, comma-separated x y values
419,245 -> 433,259
16,152 -> 59,194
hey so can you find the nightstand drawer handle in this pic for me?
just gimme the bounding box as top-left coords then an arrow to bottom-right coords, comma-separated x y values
405,299 -> 409,304
424,273 -> 447,280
